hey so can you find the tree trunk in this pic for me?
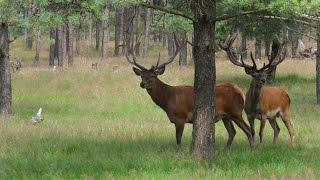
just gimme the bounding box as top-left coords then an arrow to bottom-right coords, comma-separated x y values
124,7 -> 134,55
57,26 -> 64,67
76,24 -> 81,56
190,1 -> 216,159
34,26 -> 41,66
167,32 -> 175,57
143,6 -> 152,58
267,39 -> 280,82
133,7 -> 141,56
49,28 -> 55,67
66,22 -> 74,66
179,31 -> 187,66
26,2 -> 35,49
0,23 -> 12,117
122,8 -> 128,55
291,36 -> 299,58
114,7 -> 122,56
95,19 -> 100,51
265,41 -> 270,57
101,3 -> 109,59
241,34 -> 247,59
255,38 -> 262,60
316,31 -> 320,104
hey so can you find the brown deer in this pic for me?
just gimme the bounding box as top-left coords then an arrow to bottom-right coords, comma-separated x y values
220,34 -> 295,146
126,36 -> 253,147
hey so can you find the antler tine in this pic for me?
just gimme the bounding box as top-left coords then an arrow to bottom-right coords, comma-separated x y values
156,32 -> 181,69
258,42 -> 286,72
219,33 -> 252,69
125,49 -> 147,70
155,53 -> 161,67
250,52 -> 258,70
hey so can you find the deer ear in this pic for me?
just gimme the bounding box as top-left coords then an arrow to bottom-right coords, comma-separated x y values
133,67 -> 142,76
156,66 -> 165,75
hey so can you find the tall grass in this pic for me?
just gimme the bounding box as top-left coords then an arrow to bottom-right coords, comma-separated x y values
0,41 -> 319,178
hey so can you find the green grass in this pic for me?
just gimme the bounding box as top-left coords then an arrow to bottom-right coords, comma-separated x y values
0,41 -> 319,179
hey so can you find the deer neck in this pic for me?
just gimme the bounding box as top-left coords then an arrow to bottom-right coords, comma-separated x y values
246,79 -> 263,114
146,78 -> 171,111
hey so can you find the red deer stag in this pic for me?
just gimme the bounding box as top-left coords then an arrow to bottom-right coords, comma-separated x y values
220,34 -> 295,146
126,37 -> 253,147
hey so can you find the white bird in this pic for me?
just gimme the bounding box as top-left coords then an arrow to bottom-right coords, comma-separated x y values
30,108 -> 43,125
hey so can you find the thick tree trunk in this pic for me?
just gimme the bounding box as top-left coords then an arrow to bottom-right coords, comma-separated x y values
190,2 -> 216,159
49,28 -> 55,67
179,30 -> 187,66
143,6 -> 152,58
101,3 -> 109,59
34,27 -> 41,66
76,24 -> 81,56
66,22 -> 74,66
114,7 -> 122,56
255,38 -> 262,60
168,32 -> 175,57
57,26 -> 64,67
316,32 -> 320,104
95,19 -> 100,51
0,23 -> 12,117
267,39 -> 280,82
241,35 -> 247,59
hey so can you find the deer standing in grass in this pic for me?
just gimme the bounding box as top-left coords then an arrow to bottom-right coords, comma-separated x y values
220,34 -> 295,146
126,36 -> 253,147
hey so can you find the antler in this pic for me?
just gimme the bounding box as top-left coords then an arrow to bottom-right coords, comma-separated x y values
257,43 -> 286,72
155,32 -> 181,70
219,33 -> 253,69
220,33 -> 287,72
125,33 -> 147,70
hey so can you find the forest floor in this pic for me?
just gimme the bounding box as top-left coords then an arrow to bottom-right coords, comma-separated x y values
0,40 -> 319,179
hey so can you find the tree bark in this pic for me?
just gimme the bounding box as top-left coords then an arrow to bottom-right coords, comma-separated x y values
66,22 -> 74,66
190,1 -> 216,159
179,30 -> 187,66
255,38 -> 262,59
49,28 -> 55,67
133,6 -> 141,56
57,26 -> 64,67
0,23 -> 12,117
241,34 -> 247,59
143,5 -> 152,58
122,8 -> 128,55
316,31 -> 320,104
114,7 -> 122,56
34,26 -> 41,66
101,3 -> 109,59
95,19 -> 100,51
265,41 -> 270,57
124,7 -> 134,55
167,32 -> 175,57
76,24 -> 81,56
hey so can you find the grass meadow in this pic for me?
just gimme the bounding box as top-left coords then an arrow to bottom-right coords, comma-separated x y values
0,40 -> 319,179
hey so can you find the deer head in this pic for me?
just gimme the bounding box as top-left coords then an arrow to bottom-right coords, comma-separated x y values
219,33 -> 286,87
126,33 -> 181,90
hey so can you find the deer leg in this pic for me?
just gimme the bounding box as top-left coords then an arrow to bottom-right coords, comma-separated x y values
175,123 -> 185,146
231,115 -> 254,147
280,112 -> 295,147
247,115 -> 255,141
268,117 -> 280,144
222,118 -> 236,148
259,118 -> 267,143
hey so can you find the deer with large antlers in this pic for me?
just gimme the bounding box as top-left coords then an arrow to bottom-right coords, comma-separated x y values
126,35 -> 253,147
220,34 -> 295,146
